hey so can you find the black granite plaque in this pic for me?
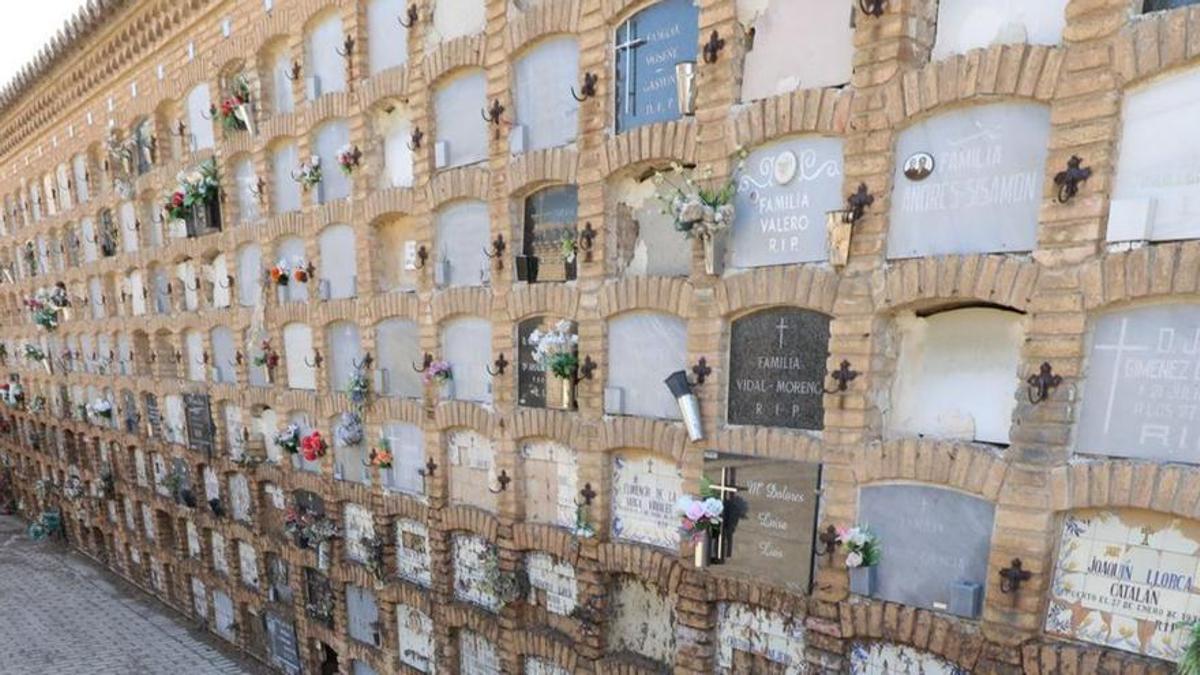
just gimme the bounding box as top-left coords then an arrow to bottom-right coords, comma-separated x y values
517,316 -> 547,408
703,451 -> 821,594
727,307 -> 830,429
264,612 -> 301,675
143,392 -> 162,439
183,393 -> 214,459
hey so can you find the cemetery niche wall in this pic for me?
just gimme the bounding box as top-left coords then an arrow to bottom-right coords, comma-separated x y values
6,0 -> 1200,673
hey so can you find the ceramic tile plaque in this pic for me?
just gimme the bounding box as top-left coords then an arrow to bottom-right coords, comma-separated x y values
732,137 -> 844,267
886,102 -> 1049,258
396,519 -> 432,587
608,577 -> 676,666
858,484 -> 995,612
526,552 -> 577,616
397,604 -> 434,673
611,450 -> 682,550
728,307 -> 830,430
703,452 -> 821,593
1045,508 -> 1200,661
1078,304 -> 1200,464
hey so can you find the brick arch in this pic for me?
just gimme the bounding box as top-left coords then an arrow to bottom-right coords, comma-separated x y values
596,420 -> 690,462
359,69 -> 410,110
441,603 -> 502,640
505,148 -> 579,197
602,0 -> 665,25
507,284 -> 580,322
1112,11 -> 1200,88
362,190 -> 420,223
433,408 -> 498,437
840,600 -> 986,673
430,287 -> 492,324
599,119 -> 698,180
512,410 -> 588,449
423,41 -> 488,88
369,292 -> 423,324
1080,242 -> 1200,311
596,277 -> 692,318
510,523 -> 584,565
728,88 -> 855,152
884,44 -> 1063,127
715,267 -> 842,317
707,577 -> 808,617
504,1 -> 582,53
705,426 -> 822,465
440,505 -> 500,540
511,631 -> 581,674
871,255 -> 1039,314
427,169 -> 491,209
1047,459 -> 1200,518
595,541 -> 685,593
851,440 -> 1009,503
382,501 -> 433,530
1022,639 -> 1172,674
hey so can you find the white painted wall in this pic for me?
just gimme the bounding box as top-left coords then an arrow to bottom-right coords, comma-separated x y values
318,224 -> 357,299
314,119 -> 351,202
375,318 -> 423,398
435,200 -> 490,287
186,84 -> 215,151
512,36 -> 579,152
283,323 -> 317,390
432,0 -> 486,44
442,316 -> 493,404
234,157 -> 261,224
434,70 -> 488,168
932,0 -> 1068,59
307,13 -> 346,99
272,141 -> 302,214
606,311 -> 687,419
739,0 -> 853,101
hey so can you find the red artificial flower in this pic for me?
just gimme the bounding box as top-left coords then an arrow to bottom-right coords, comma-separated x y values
171,191 -> 185,207
300,431 -> 327,462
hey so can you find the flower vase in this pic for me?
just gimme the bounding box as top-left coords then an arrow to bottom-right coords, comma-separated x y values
439,379 -> 455,401
849,565 -> 877,596
553,376 -> 576,411
317,541 -> 330,571
700,234 -> 716,276
693,530 -> 710,569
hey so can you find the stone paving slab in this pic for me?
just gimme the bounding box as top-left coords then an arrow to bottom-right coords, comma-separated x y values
0,516 -> 261,675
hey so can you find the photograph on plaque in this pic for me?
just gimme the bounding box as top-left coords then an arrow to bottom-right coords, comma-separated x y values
1045,508 -> 1200,662
727,306 -> 830,430
702,451 -> 821,594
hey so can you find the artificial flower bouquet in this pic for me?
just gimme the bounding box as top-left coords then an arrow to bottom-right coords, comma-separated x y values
528,320 -> 579,381
274,424 -> 300,454
675,493 -> 724,543
837,525 -> 881,568
300,430 -> 327,462
164,159 -> 220,221
421,360 -> 452,386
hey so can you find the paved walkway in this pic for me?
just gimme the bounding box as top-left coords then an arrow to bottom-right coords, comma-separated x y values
0,515 -> 258,674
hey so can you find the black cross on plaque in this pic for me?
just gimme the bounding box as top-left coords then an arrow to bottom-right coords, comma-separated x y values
708,467 -> 742,563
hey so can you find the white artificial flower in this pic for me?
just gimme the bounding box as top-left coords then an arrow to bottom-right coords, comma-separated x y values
846,551 -> 863,568
702,497 -> 724,519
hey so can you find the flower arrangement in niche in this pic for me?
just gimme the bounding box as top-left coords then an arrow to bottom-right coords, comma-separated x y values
651,150 -> 748,274
210,74 -> 252,133
268,262 -> 290,287
284,506 -> 340,549
87,398 -> 113,420
164,158 -> 220,221
421,360 -> 452,386
23,344 -> 45,362
336,144 -> 361,175
367,438 -> 393,469
675,493 -> 724,542
1181,622 -> 1200,675
274,424 -> 300,455
837,525 -> 881,569
333,412 -> 363,447
300,430 -> 328,462
294,156 -> 322,191
560,237 -> 578,264
528,320 -> 579,380
24,287 -> 67,331
252,340 -> 279,369
291,260 -> 312,283
346,370 -> 370,407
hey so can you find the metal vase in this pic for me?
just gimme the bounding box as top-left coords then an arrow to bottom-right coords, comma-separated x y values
675,61 -> 697,116
849,565 -> 877,596
693,530 -> 710,569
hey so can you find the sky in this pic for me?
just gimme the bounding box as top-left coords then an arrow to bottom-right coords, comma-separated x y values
0,0 -> 89,96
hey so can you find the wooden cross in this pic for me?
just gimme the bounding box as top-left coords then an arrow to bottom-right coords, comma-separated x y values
707,466 -> 742,562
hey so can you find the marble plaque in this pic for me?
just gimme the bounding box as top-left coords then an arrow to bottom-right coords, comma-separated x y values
1046,508 -> 1200,661
728,307 -> 830,430
858,485 -> 995,612
703,452 -> 821,593
849,642 -> 966,675
396,519 -> 432,587
611,451 -> 683,550
239,541 -> 259,588
460,630 -> 501,675
732,137 -> 844,267
397,604 -> 435,673
887,102 -> 1049,258
343,503 -> 374,563
613,0 -> 700,132
1078,304 -> 1200,463
526,552 -> 577,616
447,429 -> 497,512
716,602 -> 806,674
265,612 -> 302,675
453,534 -> 499,611
608,577 -> 676,666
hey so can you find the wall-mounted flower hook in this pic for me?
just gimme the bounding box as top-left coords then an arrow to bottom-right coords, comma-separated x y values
418,457 -> 437,478
823,360 -> 859,394
702,30 -> 725,64
285,61 -> 302,81
578,222 -> 597,262
398,4 -> 418,28
819,524 -> 840,557
482,99 -> 505,126
126,219 -> 140,232
483,233 -> 506,269
999,558 -> 1031,596
352,353 -> 374,371
195,351 -> 209,366
407,126 -> 423,151
845,183 -> 874,224
576,355 -> 597,382
1053,155 -> 1092,204
488,469 -> 512,494
336,35 -> 355,59
858,0 -> 886,18
690,357 -> 711,385
578,482 -> 597,506
249,176 -> 266,203
411,352 -> 433,373
304,349 -> 323,368
218,274 -> 234,289
1027,362 -> 1061,405
486,353 -> 508,377
414,244 -> 428,269
571,72 -> 598,102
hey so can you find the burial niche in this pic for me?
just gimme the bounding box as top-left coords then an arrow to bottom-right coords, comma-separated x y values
932,0 -> 1068,59
613,0 -> 699,133
727,306 -> 830,430
605,311 -> 687,419
738,0 -> 852,102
